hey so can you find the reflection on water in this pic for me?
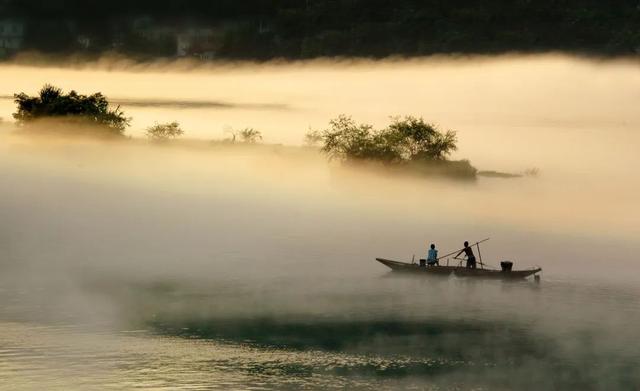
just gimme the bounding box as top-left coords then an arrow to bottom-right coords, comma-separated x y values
0,275 -> 639,390
0,322 -> 392,390
0,322 -> 480,390
0,55 -> 639,390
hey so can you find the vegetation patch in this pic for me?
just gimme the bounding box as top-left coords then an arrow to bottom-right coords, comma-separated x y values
314,115 -> 477,179
8,85 -> 517,181
13,84 -> 129,136
145,121 -> 184,142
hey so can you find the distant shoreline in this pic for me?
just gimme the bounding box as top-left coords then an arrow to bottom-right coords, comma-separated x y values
1,51 -> 639,72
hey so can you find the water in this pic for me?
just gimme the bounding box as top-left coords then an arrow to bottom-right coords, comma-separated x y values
1,274 -> 639,390
0,55 -> 640,390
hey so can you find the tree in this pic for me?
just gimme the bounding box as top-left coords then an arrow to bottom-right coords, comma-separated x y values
319,115 -> 458,163
221,127 -> 263,144
13,84 -> 129,135
145,121 -> 184,141
320,115 -> 382,161
237,127 -> 262,143
387,116 -> 457,160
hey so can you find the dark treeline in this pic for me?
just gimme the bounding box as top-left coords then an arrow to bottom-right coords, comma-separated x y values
1,0 -> 639,59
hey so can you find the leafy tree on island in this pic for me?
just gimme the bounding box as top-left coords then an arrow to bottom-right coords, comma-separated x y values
145,121 -> 184,141
13,85 -> 129,136
320,115 -> 457,163
318,115 -> 475,178
387,116 -> 458,161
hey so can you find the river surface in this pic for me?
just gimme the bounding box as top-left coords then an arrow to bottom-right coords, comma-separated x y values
0,55 -> 639,390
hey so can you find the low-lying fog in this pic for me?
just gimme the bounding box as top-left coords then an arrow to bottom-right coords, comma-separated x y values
0,55 -> 639,389
1,55 -> 640,171
1,55 -> 638,279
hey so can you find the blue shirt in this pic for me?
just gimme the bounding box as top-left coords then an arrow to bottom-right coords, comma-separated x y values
428,248 -> 438,261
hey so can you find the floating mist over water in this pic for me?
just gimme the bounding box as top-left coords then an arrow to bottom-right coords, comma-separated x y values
0,55 -> 639,390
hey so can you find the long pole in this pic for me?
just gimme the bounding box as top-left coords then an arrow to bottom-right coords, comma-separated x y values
436,238 -> 490,261
476,242 -> 484,269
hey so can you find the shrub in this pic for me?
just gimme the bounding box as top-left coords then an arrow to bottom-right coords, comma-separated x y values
317,115 -> 475,178
219,127 -> 263,144
13,84 -> 129,135
237,128 -> 262,143
320,115 -> 458,163
145,121 -> 184,141
387,116 -> 457,161
320,115 -> 384,161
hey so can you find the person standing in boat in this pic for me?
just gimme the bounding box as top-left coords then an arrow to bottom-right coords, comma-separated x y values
457,241 -> 476,269
427,244 -> 439,266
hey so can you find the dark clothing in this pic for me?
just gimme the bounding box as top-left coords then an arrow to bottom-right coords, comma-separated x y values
466,256 -> 477,269
458,245 -> 476,269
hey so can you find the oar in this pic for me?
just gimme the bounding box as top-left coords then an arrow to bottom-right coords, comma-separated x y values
436,238 -> 490,261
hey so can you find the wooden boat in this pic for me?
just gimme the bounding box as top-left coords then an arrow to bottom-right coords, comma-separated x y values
375,257 -> 541,280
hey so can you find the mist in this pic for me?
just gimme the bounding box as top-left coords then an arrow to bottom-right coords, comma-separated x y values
1,55 -> 639,389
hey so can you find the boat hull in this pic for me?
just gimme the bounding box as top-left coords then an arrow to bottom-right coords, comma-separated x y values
376,258 -> 541,279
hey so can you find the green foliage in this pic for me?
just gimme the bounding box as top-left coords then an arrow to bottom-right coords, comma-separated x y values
318,115 -> 474,178
321,116 -> 376,161
13,84 -> 129,135
387,116 -> 458,161
320,115 -> 458,163
145,121 -> 184,141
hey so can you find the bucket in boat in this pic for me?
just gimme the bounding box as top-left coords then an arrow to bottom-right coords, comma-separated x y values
500,261 -> 513,272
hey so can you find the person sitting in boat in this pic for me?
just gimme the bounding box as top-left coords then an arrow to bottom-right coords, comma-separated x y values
457,241 -> 477,269
427,244 -> 439,266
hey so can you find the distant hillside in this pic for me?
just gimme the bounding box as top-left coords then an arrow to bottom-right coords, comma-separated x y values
1,0 -> 638,59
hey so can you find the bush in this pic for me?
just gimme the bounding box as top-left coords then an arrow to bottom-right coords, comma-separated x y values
387,116 -> 458,161
224,127 -> 263,144
13,84 -> 129,136
145,121 -> 184,141
320,115 -> 382,161
320,115 -> 458,163
237,128 -> 262,143
318,115 -> 475,178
